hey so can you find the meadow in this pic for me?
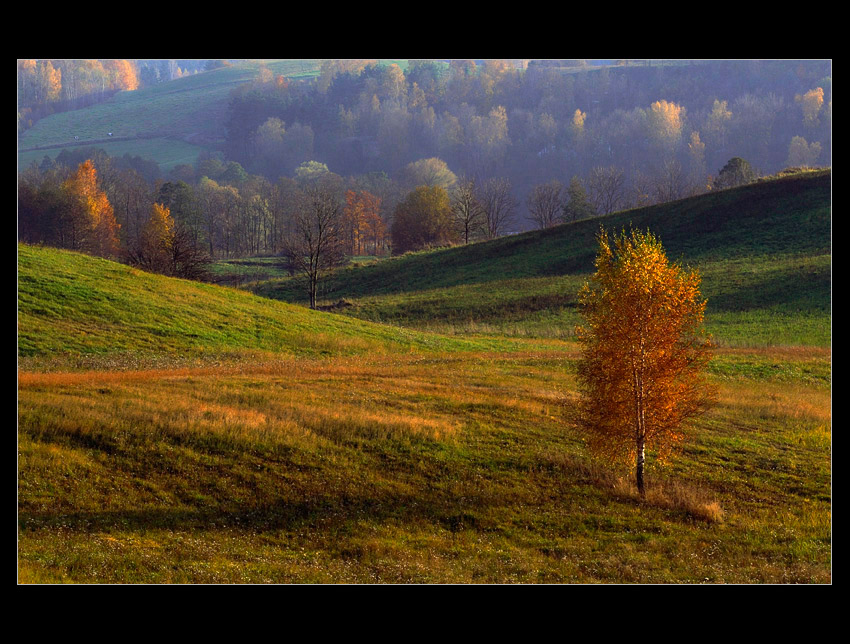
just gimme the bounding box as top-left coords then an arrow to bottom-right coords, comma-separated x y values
18,346 -> 830,583
17,60 -> 404,172
17,171 -> 831,583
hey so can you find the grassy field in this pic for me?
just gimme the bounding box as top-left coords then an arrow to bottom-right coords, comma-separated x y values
18,244 -> 544,367
17,172 -> 831,583
18,345 -> 830,583
17,60 -> 323,171
17,60 -> 404,172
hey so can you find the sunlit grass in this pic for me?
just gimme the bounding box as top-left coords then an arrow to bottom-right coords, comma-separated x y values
18,347 -> 831,583
16,172 -> 831,582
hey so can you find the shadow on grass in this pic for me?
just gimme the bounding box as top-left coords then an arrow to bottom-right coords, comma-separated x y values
18,493 -> 493,536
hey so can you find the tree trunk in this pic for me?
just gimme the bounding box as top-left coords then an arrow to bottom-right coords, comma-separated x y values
636,436 -> 646,499
309,274 -> 317,309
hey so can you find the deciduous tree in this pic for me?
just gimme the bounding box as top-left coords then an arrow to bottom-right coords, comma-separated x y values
478,177 -> 516,239
575,228 -> 715,498
343,189 -> 383,255
282,176 -> 348,308
786,136 -> 822,168
62,160 -> 120,257
587,165 -> 626,215
400,157 -> 458,192
450,176 -> 484,243
527,180 -> 565,229
130,203 -> 174,272
391,185 -> 456,254
647,99 -> 685,149
796,87 -> 824,128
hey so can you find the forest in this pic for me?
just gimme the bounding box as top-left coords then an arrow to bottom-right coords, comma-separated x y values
18,60 -> 832,276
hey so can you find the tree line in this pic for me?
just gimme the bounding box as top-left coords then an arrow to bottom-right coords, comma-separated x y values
223,59 -> 831,221
18,150 -> 396,296
18,139 -> 777,309
17,59 -> 832,307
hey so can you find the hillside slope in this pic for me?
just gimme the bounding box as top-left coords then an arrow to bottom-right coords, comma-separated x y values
255,171 -> 832,345
17,244 -> 524,366
17,61 -> 323,170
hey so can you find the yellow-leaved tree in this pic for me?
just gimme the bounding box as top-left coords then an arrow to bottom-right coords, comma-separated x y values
575,228 -> 715,498
139,203 -> 175,272
62,160 -> 120,258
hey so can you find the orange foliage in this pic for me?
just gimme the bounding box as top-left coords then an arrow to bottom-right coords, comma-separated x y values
104,59 -> 139,91
138,203 -> 175,269
575,229 -> 714,496
343,190 -> 385,255
63,160 -> 120,257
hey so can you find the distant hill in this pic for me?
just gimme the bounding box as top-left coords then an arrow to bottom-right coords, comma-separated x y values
253,171 -> 832,346
17,61 -> 324,171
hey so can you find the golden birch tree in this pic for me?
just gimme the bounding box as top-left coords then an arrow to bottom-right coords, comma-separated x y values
575,228 -> 715,498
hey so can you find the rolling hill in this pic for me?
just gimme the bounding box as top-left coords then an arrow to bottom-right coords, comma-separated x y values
18,243 -> 551,368
17,60 -> 324,171
17,170 -> 831,583
252,170 -> 832,346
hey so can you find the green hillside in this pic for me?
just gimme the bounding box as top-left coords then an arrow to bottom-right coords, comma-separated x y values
17,244 -> 534,368
17,172 -> 831,584
254,171 -> 832,346
17,60 -> 324,171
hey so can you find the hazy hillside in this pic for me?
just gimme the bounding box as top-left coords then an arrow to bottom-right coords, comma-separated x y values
17,61 -> 323,171
253,171 -> 831,346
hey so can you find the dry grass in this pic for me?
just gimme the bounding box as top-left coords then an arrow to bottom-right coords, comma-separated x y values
18,348 -> 831,583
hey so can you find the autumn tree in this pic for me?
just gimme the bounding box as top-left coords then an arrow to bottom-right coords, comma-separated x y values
647,99 -> 685,150
129,203 -> 174,272
796,87 -> 824,128
391,185 -> 457,254
128,202 -> 209,279
571,108 -> 586,140
362,200 -> 387,255
343,189 -> 383,255
575,228 -> 715,498
62,160 -> 120,257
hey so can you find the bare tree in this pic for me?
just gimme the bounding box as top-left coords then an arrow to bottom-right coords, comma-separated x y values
587,165 -> 626,215
527,180 -> 566,229
651,159 -> 690,203
168,224 -> 212,280
479,177 -> 517,239
282,176 -> 348,309
450,176 -> 485,244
